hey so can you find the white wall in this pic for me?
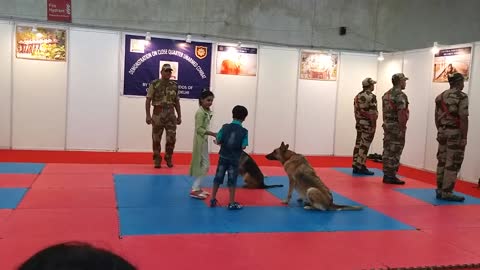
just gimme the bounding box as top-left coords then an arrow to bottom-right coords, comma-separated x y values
0,21 -> 12,148
334,52 -> 379,156
11,24 -> 68,150
461,42 -> 480,182
370,53 -> 403,155
210,44 -> 258,153
253,46 -> 298,154
295,64 -> 337,155
66,28 -> 120,151
401,50 -> 432,169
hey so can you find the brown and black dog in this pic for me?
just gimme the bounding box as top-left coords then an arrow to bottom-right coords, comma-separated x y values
239,151 -> 283,189
265,142 -> 363,211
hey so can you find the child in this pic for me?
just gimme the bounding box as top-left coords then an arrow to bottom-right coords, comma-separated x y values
189,90 -> 217,199
210,105 -> 249,210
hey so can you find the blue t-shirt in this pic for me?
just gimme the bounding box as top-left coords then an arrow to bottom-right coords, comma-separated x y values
216,120 -> 248,161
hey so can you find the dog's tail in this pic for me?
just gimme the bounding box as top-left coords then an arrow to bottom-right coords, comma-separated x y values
328,204 -> 364,211
262,184 -> 284,189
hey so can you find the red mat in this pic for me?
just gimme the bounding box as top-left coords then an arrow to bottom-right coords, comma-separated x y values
119,230 -> 480,270
18,188 -> 116,209
31,174 -> 114,189
3,208 -> 119,239
0,174 -> 38,188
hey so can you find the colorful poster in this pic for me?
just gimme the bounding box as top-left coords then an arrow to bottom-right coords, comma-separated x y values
433,46 -> 471,82
15,26 -> 67,61
123,35 -> 212,99
47,0 -> 72,22
299,51 -> 338,81
216,45 -> 257,76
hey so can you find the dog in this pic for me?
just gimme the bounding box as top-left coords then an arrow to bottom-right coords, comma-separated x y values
265,142 -> 362,211
239,151 -> 283,189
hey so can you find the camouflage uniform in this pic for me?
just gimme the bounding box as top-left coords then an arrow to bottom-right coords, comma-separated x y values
147,74 -> 179,168
382,73 -> 409,184
352,78 -> 378,175
434,73 -> 468,201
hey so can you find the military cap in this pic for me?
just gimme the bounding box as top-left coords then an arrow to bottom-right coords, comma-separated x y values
362,77 -> 377,87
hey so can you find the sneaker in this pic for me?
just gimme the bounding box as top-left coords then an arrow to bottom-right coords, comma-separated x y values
190,190 -> 207,200
227,202 -> 243,210
210,198 -> 218,207
199,189 -> 210,196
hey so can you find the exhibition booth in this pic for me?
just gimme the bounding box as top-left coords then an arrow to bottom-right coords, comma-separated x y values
0,20 -> 478,183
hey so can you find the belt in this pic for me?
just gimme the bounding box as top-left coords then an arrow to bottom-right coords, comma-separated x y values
440,125 -> 458,129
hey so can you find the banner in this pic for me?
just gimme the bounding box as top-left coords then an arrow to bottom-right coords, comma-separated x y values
433,46 -> 471,82
216,45 -> 257,76
15,26 -> 67,61
123,35 -> 212,99
299,51 -> 338,81
47,0 -> 72,22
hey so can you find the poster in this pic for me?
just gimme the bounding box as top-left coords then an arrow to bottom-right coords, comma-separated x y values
15,26 -> 67,61
47,0 -> 72,22
299,51 -> 338,81
216,45 -> 257,76
124,35 -> 212,99
433,46 -> 471,82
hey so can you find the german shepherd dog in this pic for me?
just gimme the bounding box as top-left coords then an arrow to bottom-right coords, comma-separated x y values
239,151 -> 283,189
265,142 -> 363,211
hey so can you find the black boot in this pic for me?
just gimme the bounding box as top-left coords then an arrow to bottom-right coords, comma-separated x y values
383,176 -> 405,185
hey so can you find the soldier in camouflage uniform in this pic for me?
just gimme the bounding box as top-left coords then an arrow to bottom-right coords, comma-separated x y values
382,73 -> 409,185
352,77 -> 378,175
434,72 -> 468,201
145,64 -> 182,168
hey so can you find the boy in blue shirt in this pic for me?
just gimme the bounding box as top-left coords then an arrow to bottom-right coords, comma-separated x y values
210,105 -> 249,210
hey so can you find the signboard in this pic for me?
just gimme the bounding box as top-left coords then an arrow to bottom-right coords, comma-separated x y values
299,51 -> 338,81
124,35 -> 212,99
16,25 -> 67,61
433,46 -> 471,82
47,0 -> 72,23
216,45 -> 257,76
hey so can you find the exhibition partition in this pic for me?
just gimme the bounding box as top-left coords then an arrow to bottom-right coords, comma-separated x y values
0,20 -> 478,183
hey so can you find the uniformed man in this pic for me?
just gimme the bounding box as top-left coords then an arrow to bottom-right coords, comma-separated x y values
352,77 -> 378,175
434,72 -> 468,201
382,73 -> 409,184
145,63 -> 182,168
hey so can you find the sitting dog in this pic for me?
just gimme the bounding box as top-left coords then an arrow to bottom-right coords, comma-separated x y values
239,151 -> 283,189
265,142 -> 362,211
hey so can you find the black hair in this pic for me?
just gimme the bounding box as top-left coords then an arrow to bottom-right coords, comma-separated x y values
199,89 -> 214,105
232,105 -> 248,121
17,242 -> 136,270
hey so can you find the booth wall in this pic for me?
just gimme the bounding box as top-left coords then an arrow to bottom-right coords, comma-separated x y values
334,52 -> 379,156
461,42 -> 480,183
66,28 -> 120,151
11,24 -> 68,150
400,50 -> 432,169
211,45 -> 258,153
253,46 -> 298,154
0,21 -> 12,148
370,53 -> 403,155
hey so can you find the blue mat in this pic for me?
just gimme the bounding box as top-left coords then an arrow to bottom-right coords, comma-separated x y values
394,188 -> 480,206
333,167 -> 404,178
115,174 -> 414,236
0,162 -> 45,174
0,188 -> 29,209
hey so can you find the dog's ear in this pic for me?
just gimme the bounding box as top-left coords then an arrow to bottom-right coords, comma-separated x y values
280,141 -> 285,147
285,144 -> 289,150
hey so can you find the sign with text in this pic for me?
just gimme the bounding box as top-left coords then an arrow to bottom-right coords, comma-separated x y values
433,46 -> 471,83
47,0 -> 72,22
216,45 -> 257,76
123,35 -> 212,99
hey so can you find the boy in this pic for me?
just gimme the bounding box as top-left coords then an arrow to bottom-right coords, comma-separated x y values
210,105 -> 249,210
